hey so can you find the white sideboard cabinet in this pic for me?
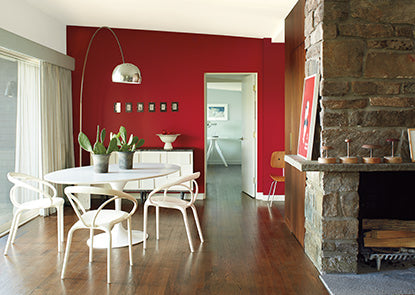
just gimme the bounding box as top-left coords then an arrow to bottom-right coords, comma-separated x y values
94,149 -> 194,193
86,149 -> 193,206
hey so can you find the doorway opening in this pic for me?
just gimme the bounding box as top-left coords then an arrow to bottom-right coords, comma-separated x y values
204,73 -> 257,198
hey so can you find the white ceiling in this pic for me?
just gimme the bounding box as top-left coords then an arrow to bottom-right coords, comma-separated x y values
24,0 -> 298,42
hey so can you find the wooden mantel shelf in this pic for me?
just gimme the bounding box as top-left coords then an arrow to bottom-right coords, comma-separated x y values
285,154 -> 415,172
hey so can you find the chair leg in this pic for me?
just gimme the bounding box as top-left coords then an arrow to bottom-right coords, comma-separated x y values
4,211 -> 21,255
56,205 -> 64,252
10,211 -> 23,245
127,217 -> 133,266
190,205 -> 204,242
106,229 -> 112,284
269,181 -> 278,207
61,227 -> 76,279
181,208 -> 194,252
267,181 -> 276,203
156,206 -> 160,240
143,203 -> 148,249
89,229 -> 94,262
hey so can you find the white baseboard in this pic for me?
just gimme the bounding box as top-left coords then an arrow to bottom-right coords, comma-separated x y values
255,192 -> 285,201
127,192 -> 206,200
207,162 -> 241,165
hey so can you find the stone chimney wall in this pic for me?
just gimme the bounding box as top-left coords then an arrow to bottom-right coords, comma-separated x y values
305,0 -> 415,160
302,0 -> 415,274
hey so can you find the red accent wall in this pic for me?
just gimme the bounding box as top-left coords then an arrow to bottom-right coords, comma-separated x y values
261,39 -> 286,196
67,26 -> 285,195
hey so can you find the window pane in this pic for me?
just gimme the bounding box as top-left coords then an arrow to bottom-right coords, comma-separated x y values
0,55 -> 17,233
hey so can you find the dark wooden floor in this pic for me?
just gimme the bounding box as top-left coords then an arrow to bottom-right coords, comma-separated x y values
0,165 -> 328,294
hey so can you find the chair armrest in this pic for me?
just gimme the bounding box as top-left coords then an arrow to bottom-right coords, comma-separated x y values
8,172 -> 57,207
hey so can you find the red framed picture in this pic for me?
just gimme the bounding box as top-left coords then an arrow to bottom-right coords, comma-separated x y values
297,74 -> 320,160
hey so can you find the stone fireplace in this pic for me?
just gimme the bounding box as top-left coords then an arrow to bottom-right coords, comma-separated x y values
286,0 -> 415,273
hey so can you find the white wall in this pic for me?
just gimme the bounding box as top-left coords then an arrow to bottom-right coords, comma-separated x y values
207,87 -> 242,165
0,1 -> 66,54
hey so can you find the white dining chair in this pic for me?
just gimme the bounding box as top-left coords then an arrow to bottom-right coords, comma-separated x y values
4,172 -> 64,255
143,172 -> 204,252
62,186 -> 137,284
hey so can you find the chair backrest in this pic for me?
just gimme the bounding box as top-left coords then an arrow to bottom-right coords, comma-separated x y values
270,151 -> 285,169
7,172 -> 57,207
64,186 -> 138,228
148,172 -> 200,205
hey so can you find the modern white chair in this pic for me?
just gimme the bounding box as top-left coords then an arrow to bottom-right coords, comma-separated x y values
143,172 -> 204,252
4,172 -> 64,255
62,186 -> 138,284
267,151 -> 285,207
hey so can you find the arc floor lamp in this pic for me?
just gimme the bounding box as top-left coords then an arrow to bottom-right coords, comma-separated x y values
79,26 -> 141,165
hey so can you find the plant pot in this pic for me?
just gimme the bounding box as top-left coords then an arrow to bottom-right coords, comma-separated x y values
92,153 -> 111,173
118,151 -> 134,169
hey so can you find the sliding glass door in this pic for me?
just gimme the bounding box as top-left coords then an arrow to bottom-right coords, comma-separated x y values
0,55 -> 18,234
0,51 -> 41,236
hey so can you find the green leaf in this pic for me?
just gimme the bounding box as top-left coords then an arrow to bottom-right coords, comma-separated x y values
100,128 -> 106,143
120,144 -> 129,152
107,137 -> 118,154
116,137 -> 122,147
136,138 -> 145,149
93,141 -> 106,154
78,132 -> 93,152
130,136 -> 139,146
120,126 -> 127,143
95,125 -> 100,146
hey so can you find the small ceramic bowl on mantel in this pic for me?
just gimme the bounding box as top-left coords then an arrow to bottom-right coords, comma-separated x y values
156,133 -> 180,150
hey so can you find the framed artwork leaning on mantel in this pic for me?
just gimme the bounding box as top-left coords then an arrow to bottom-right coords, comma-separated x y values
297,74 -> 320,160
408,128 -> 415,162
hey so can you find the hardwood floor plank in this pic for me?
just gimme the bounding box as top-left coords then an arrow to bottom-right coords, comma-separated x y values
0,165 -> 328,294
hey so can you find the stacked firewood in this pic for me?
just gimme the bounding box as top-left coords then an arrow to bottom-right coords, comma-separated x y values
363,219 -> 415,248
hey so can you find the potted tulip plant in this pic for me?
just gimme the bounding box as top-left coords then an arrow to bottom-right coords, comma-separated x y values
78,125 -> 118,173
111,126 -> 145,169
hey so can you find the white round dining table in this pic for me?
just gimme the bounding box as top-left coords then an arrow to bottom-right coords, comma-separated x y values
45,162 -> 180,249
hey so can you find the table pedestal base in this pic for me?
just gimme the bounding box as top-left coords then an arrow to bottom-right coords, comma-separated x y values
87,225 -> 148,249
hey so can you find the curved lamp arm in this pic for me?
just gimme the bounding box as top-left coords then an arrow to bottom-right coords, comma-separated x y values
79,26 -> 141,166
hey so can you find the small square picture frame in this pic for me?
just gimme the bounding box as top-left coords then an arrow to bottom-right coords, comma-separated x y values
172,102 -> 179,112
137,102 -> 144,112
160,102 -> 167,112
149,102 -> 156,112
125,102 -> 133,113
114,102 -> 121,113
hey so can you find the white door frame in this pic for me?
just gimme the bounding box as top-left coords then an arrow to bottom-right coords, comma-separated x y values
204,73 -> 258,198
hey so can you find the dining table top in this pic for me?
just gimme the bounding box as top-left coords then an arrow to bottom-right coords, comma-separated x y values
44,162 -> 180,185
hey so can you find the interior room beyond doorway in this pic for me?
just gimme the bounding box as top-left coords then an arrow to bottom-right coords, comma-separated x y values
205,73 -> 257,199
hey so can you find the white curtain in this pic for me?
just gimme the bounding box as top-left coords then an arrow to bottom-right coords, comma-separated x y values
15,61 -> 41,203
40,62 -> 75,214
14,61 -> 74,216
40,62 -> 74,176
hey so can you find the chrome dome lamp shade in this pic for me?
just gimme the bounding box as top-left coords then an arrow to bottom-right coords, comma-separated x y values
79,26 -> 141,165
112,63 -> 142,84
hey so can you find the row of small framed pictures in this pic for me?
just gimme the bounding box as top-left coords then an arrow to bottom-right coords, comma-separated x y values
114,102 -> 179,113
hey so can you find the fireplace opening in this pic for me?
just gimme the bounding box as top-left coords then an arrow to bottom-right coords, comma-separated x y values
358,171 -> 415,270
